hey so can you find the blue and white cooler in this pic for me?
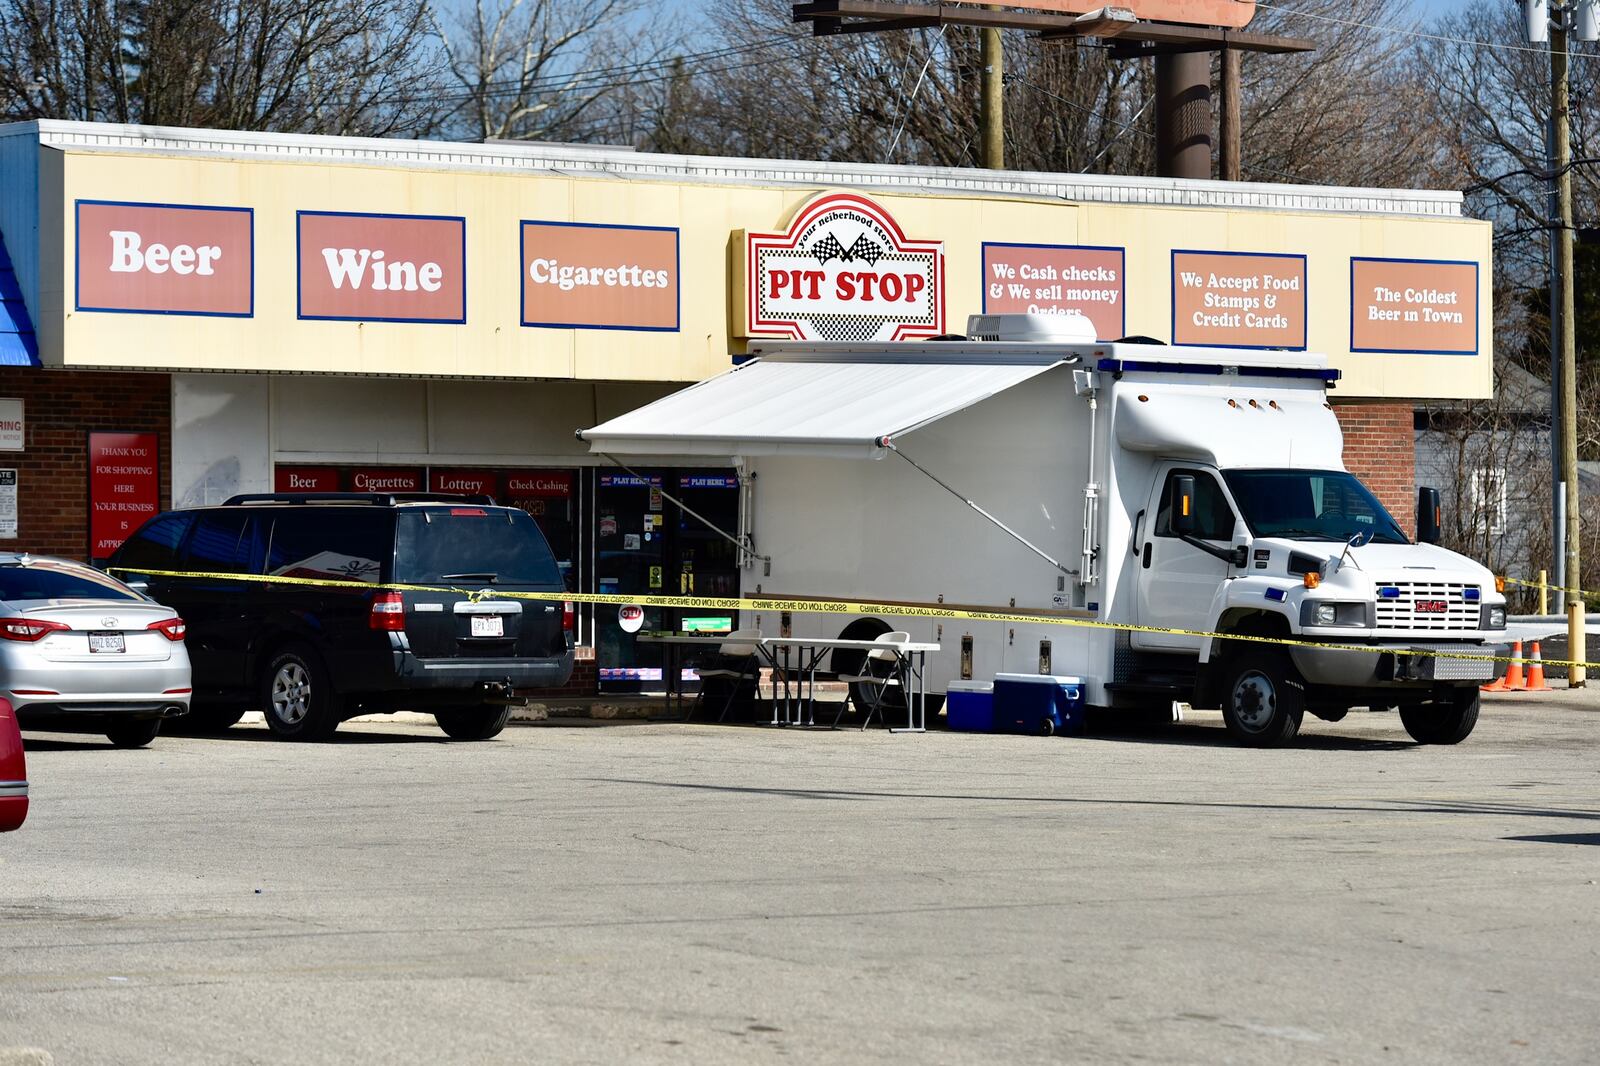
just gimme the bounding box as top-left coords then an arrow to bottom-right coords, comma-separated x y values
993,674 -> 1086,737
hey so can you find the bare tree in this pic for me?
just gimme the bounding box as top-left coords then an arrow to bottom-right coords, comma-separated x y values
0,0 -> 444,136
435,0 -> 670,143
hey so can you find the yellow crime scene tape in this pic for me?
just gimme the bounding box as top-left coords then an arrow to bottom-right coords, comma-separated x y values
110,567 -> 1600,673
1501,575 -> 1596,601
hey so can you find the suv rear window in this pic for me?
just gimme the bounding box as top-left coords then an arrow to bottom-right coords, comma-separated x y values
395,509 -> 562,587
0,562 -> 141,602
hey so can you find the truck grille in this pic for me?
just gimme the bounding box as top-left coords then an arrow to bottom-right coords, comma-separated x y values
1373,581 -> 1480,632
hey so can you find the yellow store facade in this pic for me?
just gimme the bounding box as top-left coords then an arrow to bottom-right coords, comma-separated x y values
0,120 -> 1493,689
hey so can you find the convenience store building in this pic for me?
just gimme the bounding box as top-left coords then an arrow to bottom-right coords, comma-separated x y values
0,120 -> 1493,691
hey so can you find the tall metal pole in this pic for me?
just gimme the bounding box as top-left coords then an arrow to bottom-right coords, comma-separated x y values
1552,21 -> 1587,684
1154,52 -> 1213,179
981,23 -> 1004,169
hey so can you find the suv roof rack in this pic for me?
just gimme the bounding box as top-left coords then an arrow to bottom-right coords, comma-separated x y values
222,492 -> 500,507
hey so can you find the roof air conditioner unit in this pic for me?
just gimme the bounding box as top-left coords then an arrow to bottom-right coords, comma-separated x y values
965,312 -> 1097,343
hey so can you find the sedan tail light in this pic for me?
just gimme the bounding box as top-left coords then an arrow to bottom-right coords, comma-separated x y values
562,600 -> 575,634
0,618 -> 69,642
370,591 -> 406,631
147,617 -> 187,642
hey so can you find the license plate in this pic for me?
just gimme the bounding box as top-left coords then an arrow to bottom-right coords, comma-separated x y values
89,631 -> 126,654
470,615 -> 504,638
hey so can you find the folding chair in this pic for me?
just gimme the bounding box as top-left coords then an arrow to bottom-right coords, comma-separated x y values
835,632 -> 910,730
694,629 -> 763,723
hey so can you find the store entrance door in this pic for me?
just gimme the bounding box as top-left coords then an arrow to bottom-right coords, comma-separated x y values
596,469 -> 742,691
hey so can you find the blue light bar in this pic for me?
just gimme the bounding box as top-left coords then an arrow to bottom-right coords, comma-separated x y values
1096,357 -> 1340,383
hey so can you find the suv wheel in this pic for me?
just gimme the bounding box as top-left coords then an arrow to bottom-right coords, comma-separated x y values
106,718 -> 161,749
261,646 -> 341,741
435,705 -> 512,741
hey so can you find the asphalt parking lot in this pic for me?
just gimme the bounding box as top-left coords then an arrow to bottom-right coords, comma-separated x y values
3,692 -> 1599,1065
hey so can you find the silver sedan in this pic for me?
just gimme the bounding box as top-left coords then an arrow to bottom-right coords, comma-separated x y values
0,554 -> 191,748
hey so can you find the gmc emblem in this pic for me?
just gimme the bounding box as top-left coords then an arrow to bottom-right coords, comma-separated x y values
1415,600 -> 1449,614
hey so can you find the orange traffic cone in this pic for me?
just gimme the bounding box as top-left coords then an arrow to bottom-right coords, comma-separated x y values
1484,640 -> 1522,692
1523,642 -> 1549,692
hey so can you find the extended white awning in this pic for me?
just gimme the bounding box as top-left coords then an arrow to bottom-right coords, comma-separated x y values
578,355 -> 1069,460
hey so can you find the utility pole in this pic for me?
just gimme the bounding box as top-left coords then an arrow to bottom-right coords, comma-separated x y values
1154,53 -> 1213,179
1219,49 -> 1242,182
981,21 -> 1004,169
1529,0 -> 1589,684
1553,23 -> 1586,684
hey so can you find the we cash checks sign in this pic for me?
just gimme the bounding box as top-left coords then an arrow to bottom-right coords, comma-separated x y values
982,243 -> 1125,340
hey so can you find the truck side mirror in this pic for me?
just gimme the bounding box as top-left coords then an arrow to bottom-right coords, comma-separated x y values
1171,475 -> 1198,537
1416,487 -> 1442,544
1230,518 -> 1252,568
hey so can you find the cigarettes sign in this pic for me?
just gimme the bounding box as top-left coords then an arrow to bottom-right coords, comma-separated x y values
740,193 -> 945,342
522,221 -> 679,331
982,243 -> 1125,340
1172,250 -> 1306,350
76,200 -> 253,317
1350,258 -> 1478,355
297,211 -> 466,324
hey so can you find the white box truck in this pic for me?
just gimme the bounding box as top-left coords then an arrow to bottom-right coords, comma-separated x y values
579,314 -> 1509,746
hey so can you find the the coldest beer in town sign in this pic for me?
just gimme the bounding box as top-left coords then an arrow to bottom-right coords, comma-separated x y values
739,193 -> 945,342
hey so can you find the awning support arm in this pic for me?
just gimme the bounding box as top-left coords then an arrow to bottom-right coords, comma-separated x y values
878,438 -> 1077,577
598,453 -> 773,576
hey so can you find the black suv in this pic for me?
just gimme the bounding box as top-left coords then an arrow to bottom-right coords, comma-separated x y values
109,494 -> 574,741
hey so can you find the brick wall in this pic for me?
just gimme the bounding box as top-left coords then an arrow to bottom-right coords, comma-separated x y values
1334,402 -> 1416,531
0,368 -> 171,561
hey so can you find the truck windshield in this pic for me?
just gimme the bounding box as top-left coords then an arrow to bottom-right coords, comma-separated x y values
1223,469 -> 1408,545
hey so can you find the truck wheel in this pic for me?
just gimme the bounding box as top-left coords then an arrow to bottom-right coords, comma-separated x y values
261,645 -> 341,741
1400,689 -> 1479,745
1221,649 -> 1305,747
435,706 -> 512,741
105,718 -> 161,749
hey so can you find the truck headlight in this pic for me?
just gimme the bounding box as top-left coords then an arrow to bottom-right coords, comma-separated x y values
1483,605 -> 1507,630
1301,601 -> 1369,627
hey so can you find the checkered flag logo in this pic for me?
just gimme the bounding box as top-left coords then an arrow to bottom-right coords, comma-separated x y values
809,232 -> 885,267
845,235 -> 884,266
810,233 -> 848,265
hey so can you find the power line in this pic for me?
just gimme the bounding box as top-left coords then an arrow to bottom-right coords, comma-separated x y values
1246,0 -> 1600,61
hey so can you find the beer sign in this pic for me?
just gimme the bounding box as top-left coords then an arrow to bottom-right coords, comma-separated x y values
76,200 -> 253,317
740,193 -> 945,342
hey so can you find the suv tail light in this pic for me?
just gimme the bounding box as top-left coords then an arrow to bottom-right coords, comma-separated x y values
0,618 -> 68,642
370,591 -> 406,631
562,601 -> 575,634
146,617 -> 187,642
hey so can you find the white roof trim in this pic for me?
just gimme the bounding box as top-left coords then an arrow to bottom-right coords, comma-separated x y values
0,119 -> 1465,218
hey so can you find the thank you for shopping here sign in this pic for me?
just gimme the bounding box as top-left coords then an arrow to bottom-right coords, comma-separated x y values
297,211 -> 466,324
739,193 -> 945,342
1172,250 -> 1306,350
76,200 -> 253,317
89,432 -> 159,560
1350,258 -> 1478,355
982,243 -> 1125,340
522,222 -> 679,331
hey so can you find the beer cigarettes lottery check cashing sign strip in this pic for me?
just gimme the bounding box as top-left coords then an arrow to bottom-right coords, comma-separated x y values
740,192 -> 945,343
108,566 -> 1600,671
